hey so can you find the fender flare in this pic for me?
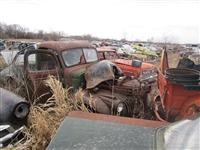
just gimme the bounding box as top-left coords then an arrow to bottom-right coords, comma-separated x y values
179,94 -> 200,119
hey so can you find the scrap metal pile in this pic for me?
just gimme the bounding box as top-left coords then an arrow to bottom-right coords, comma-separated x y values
0,40 -> 199,149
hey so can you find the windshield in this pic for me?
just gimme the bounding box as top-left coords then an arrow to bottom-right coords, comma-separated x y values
155,113 -> 200,149
62,48 -> 98,67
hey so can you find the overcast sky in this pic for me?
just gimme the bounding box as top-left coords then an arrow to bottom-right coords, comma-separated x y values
0,0 -> 199,44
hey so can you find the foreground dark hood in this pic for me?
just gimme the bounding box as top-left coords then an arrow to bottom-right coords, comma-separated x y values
47,116 -> 155,149
47,111 -> 200,150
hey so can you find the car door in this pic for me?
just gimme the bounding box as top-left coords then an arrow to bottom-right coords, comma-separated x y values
24,49 -> 62,103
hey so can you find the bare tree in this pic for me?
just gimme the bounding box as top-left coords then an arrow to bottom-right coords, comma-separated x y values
147,37 -> 154,44
42,34 -> 52,41
160,33 -> 179,46
83,34 -> 92,41
121,31 -> 128,42
0,22 -> 9,38
37,30 -> 44,39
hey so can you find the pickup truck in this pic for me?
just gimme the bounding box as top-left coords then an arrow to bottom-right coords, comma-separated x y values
0,41 -> 151,118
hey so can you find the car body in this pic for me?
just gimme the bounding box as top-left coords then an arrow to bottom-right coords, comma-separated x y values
147,46 -> 163,57
7,42 -> 35,51
154,49 -> 200,122
97,47 -> 157,83
179,49 -> 194,58
0,41 -> 151,118
0,41 -> 5,51
46,111 -> 200,150
121,44 -> 136,53
1,43 -> 38,65
0,88 -> 29,148
130,43 -> 159,61
188,47 -> 200,65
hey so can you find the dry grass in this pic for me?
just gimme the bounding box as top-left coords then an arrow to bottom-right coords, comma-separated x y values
7,76 -> 91,150
0,55 -> 7,71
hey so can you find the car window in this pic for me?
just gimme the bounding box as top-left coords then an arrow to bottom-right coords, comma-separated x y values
62,48 -> 98,67
28,53 -> 57,71
83,48 -> 98,63
62,48 -> 83,66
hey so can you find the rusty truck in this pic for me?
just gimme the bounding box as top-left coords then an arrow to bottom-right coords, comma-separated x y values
0,41 -> 152,118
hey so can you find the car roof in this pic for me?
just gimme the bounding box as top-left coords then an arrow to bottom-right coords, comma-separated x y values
37,41 -> 96,52
96,47 -> 115,52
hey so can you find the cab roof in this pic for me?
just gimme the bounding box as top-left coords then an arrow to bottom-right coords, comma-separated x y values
37,41 -> 96,52
96,47 -> 115,52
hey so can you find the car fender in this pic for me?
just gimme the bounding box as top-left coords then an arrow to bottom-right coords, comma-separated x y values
179,94 -> 200,119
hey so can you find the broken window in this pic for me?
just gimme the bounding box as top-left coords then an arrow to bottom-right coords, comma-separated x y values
62,48 -> 98,67
28,53 -> 57,71
83,48 -> 98,62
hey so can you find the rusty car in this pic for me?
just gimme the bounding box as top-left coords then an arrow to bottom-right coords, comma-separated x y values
46,111 -> 200,150
154,49 -> 200,122
130,43 -> 159,61
0,41 -> 151,118
0,88 -> 29,148
97,47 -> 157,83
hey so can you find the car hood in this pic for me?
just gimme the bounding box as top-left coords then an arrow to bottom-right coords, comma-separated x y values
141,62 -> 157,70
109,59 -> 156,70
47,116 -> 155,150
47,111 -> 200,150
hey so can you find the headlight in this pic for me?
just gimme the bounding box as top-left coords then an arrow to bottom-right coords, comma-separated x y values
141,68 -> 156,75
14,103 -> 29,119
117,103 -> 124,113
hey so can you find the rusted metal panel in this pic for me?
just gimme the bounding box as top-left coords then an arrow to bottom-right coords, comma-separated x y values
0,88 -> 29,127
0,88 -> 29,148
85,60 -> 123,89
47,115 -> 156,150
68,111 -> 169,129
37,41 -> 95,52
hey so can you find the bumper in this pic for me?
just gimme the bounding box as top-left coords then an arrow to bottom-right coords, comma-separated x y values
0,125 -> 25,148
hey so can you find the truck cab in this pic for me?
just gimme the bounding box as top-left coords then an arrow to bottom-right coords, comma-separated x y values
0,41 -> 98,102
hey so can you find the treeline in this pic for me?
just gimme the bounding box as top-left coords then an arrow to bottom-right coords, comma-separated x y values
0,22 -> 110,41
0,22 -> 69,41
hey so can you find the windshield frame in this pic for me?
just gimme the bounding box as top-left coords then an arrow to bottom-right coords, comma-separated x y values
61,48 -> 98,67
